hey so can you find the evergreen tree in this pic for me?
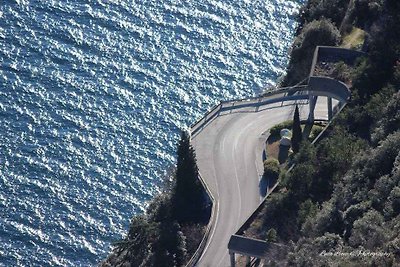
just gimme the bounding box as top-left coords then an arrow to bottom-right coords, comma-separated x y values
291,105 -> 303,153
172,130 -> 205,223
152,221 -> 187,267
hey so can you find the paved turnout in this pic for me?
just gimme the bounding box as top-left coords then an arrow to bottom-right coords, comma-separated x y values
191,96 -> 334,267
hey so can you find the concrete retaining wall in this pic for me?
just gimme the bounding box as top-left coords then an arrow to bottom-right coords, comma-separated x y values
317,46 -> 366,64
309,76 -> 351,102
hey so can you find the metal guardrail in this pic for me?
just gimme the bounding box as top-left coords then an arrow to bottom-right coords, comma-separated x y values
228,46 -> 365,260
189,46 -> 363,265
229,101 -> 348,257
185,171 -> 217,267
191,85 -> 310,136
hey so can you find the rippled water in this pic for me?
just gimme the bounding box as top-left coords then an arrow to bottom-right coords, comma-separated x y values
0,0 -> 304,265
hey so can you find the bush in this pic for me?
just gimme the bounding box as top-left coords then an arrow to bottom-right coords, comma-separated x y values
269,120 -> 293,137
352,0 -> 384,28
298,0 -> 349,28
331,61 -> 354,83
266,228 -> 277,242
298,199 -> 319,226
283,18 -> 341,86
372,91 -> 400,144
309,125 -> 324,141
263,158 -> 280,180
349,210 -> 386,249
286,142 -> 318,201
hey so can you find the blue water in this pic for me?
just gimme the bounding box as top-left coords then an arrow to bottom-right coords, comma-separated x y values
0,0 -> 304,265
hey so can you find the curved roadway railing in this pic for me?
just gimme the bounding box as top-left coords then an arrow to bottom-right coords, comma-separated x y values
191,85 -> 311,137
228,47 -> 366,261
187,46 -> 366,266
190,79 -> 349,137
233,101 -> 347,237
185,173 -> 217,267
227,103 -> 348,259
308,76 -> 351,102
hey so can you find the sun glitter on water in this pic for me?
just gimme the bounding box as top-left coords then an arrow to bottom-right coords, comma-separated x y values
0,0 -> 304,265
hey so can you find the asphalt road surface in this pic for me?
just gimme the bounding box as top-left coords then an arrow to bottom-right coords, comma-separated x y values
191,96 -> 333,267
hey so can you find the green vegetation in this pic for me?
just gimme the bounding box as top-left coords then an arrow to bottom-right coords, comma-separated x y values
283,18 -> 341,86
102,0 -> 400,265
246,0 -> 400,265
298,0 -> 350,29
352,0 -> 384,28
291,105 -> 303,153
341,27 -> 365,49
263,158 -> 280,181
101,131 -> 208,267
269,120 -> 293,137
308,124 -> 324,141
172,131 -> 205,223
266,228 -> 277,242
267,119 -> 324,165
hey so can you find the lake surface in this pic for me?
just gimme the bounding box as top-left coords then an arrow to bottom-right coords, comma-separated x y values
0,0 -> 304,265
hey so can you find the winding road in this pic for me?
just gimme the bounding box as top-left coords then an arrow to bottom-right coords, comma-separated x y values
188,46 -> 363,267
191,94 -> 336,267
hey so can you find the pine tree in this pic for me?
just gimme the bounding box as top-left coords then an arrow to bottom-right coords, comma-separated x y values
152,221 -> 187,267
172,130 -> 205,223
291,105 -> 303,153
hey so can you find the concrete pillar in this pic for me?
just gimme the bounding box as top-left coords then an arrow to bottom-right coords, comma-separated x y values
230,252 -> 235,267
246,256 -> 251,266
308,95 -> 317,123
327,97 -> 333,120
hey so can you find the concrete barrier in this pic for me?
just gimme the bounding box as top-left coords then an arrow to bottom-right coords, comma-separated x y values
310,46 -> 366,77
317,46 -> 366,64
309,76 -> 351,102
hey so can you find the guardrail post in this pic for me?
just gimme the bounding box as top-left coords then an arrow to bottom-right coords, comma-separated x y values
327,97 -> 333,120
308,95 -> 317,123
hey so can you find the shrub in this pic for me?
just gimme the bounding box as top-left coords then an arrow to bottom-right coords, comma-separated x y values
372,91 -> 400,144
352,0 -> 384,28
266,228 -> 277,242
349,210 -> 386,249
331,61 -> 353,84
309,125 -> 324,141
298,0 -> 349,28
286,142 -> 317,201
283,18 -> 341,86
269,120 -> 293,137
263,158 -> 280,180
298,199 -> 319,226
384,186 -> 400,218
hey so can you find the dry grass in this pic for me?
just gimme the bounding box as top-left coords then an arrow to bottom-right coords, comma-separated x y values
266,135 -> 281,161
341,27 -> 365,49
